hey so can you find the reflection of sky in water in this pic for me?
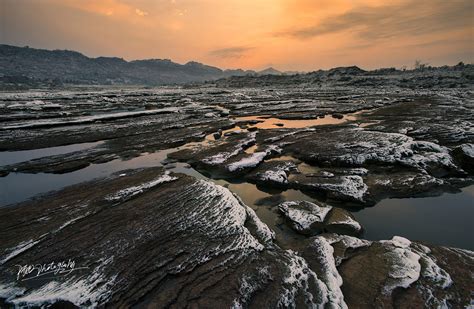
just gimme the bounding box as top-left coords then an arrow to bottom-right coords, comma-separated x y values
354,186 -> 474,250
0,141 -> 104,166
235,114 -> 355,129
0,150 -> 171,207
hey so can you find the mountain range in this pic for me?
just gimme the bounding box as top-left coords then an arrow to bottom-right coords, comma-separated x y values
0,44 -> 288,88
2,44 -> 470,90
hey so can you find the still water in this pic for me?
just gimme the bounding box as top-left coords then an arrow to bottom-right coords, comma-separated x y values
235,114 -> 356,129
0,141 -> 104,166
354,186 -> 474,250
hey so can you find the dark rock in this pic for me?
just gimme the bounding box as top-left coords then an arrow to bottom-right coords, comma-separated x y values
278,201 -> 329,235
289,173 -> 370,204
245,160 -> 297,187
168,131 -> 264,177
301,234 -> 473,308
49,300 -> 79,309
278,200 -> 362,236
144,104 -> 157,110
324,208 -> 362,236
0,168 -> 9,177
164,163 -> 176,169
452,143 -> 474,173
0,167 -> 332,308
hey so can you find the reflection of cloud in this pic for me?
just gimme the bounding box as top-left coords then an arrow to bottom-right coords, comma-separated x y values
135,8 -> 148,16
281,0 -> 473,40
209,46 -> 254,58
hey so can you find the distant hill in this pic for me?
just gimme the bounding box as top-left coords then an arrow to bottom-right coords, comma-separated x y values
258,67 -> 282,75
0,44 -> 256,88
257,67 -> 307,76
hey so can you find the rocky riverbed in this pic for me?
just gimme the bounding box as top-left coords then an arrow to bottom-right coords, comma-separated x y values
0,82 -> 473,307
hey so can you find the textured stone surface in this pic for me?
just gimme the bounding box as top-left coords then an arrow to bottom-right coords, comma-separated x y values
0,79 -> 473,308
302,234 -> 473,308
0,168 -> 333,308
278,201 -> 362,236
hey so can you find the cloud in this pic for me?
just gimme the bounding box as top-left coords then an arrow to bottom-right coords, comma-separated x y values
402,37 -> 473,49
60,0 -> 133,17
281,0 -> 473,40
135,8 -> 148,16
209,46 -> 254,58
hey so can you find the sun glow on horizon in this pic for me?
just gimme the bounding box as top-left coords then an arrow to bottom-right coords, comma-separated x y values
1,0 -> 472,70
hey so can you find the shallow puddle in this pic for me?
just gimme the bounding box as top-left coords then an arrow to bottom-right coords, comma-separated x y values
235,114 -> 356,129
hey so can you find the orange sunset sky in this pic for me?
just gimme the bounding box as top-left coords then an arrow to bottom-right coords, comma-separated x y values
1,0 -> 473,71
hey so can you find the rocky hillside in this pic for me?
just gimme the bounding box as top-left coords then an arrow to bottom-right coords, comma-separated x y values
0,44 -> 255,88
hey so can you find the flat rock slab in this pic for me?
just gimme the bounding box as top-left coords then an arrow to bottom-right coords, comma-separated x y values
280,126 -> 460,176
357,98 -> 474,147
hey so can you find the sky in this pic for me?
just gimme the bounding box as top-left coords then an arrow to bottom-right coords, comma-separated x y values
1,0 -> 473,71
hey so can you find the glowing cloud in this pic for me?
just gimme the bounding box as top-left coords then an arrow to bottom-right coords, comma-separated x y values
135,9 -> 148,17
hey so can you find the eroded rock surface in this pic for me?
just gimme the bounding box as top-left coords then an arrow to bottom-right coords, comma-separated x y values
2,87 -> 472,208
0,91 -> 235,176
0,82 -> 473,308
301,234 -> 473,308
2,166 -> 468,308
0,167 -> 342,308
278,201 -> 362,236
